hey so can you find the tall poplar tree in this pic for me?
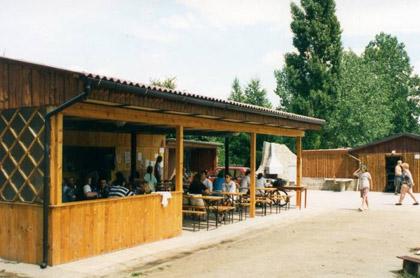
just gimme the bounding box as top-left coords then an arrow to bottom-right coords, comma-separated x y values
276,0 -> 343,148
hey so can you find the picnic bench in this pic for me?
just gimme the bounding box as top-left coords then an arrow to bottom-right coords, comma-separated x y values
182,209 -> 207,231
397,256 -> 420,275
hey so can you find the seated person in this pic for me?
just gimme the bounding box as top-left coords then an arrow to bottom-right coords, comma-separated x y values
97,178 -> 110,198
240,169 -> 251,193
108,183 -> 134,198
200,170 -> 213,192
256,173 -> 266,195
222,174 -> 236,193
189,173 -> 209,195
112,171 -> 127,187
83,176 -> 98,199
144,166 -> 157,192
62,177 -> 77,202
189,173 -> 209,206
213,171 -> 225,193
134,180 -> 152,195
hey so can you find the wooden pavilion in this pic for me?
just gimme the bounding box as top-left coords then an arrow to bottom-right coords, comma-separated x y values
0,57 -> 324,266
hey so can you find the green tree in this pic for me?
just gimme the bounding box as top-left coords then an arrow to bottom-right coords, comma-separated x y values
329,51 -> 393,147
228,77 -> 245,102
150,77 -> 177,89
364,33 -> 419,134
276,0 -> 343,148
243,78 -> 272,108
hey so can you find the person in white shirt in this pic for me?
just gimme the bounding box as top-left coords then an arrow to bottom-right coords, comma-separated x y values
200,170 -> 213,192
240,169 -> 251,193
222,174 -> 236,193
83,176 -> 98,200
353,164 -> 371,211
256,173 -> 266,195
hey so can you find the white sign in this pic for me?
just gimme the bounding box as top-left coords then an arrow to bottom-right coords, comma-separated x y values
124,151 -> 131,164
137,152 -> 142,161
415,153 -> 420,160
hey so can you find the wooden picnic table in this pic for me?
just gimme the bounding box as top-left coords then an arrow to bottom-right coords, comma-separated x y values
281,185 -> 307,209
219,192 -> 245,195
257,187 -> 277,191
184,194 -> 225,227
185,195 -> 224,201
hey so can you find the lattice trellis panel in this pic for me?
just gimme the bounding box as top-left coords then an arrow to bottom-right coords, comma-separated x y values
0,107 -> 45,203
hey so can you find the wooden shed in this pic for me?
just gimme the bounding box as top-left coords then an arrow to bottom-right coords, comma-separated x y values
302,133 -> 420,193
349,133 -> 420,193
0,57 -> 324,266
165,139 -> 221,178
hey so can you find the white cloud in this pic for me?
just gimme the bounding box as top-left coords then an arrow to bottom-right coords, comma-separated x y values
261,50 -> 285,68
336,0 -> 420,36
176,0 -> 292,29
161,13 -> 202,30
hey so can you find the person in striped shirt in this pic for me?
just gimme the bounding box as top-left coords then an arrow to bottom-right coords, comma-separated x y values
108,172 -> 134,198
108,184 -> 134,198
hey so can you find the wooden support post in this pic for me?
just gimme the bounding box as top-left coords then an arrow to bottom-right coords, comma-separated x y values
249,133 -> 256,218
130,132 -> 137,182
175,126 -> 184,192
224,137 -> 230,175
49,113 -> 63,205
296,136 -> 302,209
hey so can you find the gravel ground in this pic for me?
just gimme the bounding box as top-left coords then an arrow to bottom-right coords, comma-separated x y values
128,193 -> 420,278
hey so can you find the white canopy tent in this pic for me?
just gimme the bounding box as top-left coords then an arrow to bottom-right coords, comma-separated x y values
257,142 -> 297,182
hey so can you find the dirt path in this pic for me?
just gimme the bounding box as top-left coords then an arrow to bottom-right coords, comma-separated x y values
128,208 -> 419,278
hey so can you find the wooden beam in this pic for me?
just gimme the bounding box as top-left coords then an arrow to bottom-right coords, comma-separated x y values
49,113 -> 63,205
89,90 -> 322,130
130,132 -> 137,182
249,133 -> 256,218
63,103 -> 304,137
296,136 -> 302,209
175,126 -> 184,192
224,137 -> 230,176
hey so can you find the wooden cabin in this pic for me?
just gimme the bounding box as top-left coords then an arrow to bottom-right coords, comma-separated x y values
349,133 -> 420,193
165,139 -> 221,178
0,57 -> 324,266
302,134 -> 420,192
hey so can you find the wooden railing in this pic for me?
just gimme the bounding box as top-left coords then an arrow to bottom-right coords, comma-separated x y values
48,191 -> 182,265
0,202 -> 43,264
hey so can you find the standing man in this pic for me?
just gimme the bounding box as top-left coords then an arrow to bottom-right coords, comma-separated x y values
154,155 -> 163,185
394,160 -> 403,195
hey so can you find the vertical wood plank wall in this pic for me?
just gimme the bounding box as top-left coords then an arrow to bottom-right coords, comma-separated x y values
357,153 -> 419,192
302,149 -> 358,178
0,203 -> 42,264
352,136 -> 420,192
403,153 -> 420,193
63,131 -> 166,178
49,192 -> 182,265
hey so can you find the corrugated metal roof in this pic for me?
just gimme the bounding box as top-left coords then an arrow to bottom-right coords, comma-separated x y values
1,56 -> 324,126
84,73 -> 325,126
350,133 -> 420,152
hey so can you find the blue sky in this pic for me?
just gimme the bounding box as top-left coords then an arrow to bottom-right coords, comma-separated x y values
0,0 -> 419,104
